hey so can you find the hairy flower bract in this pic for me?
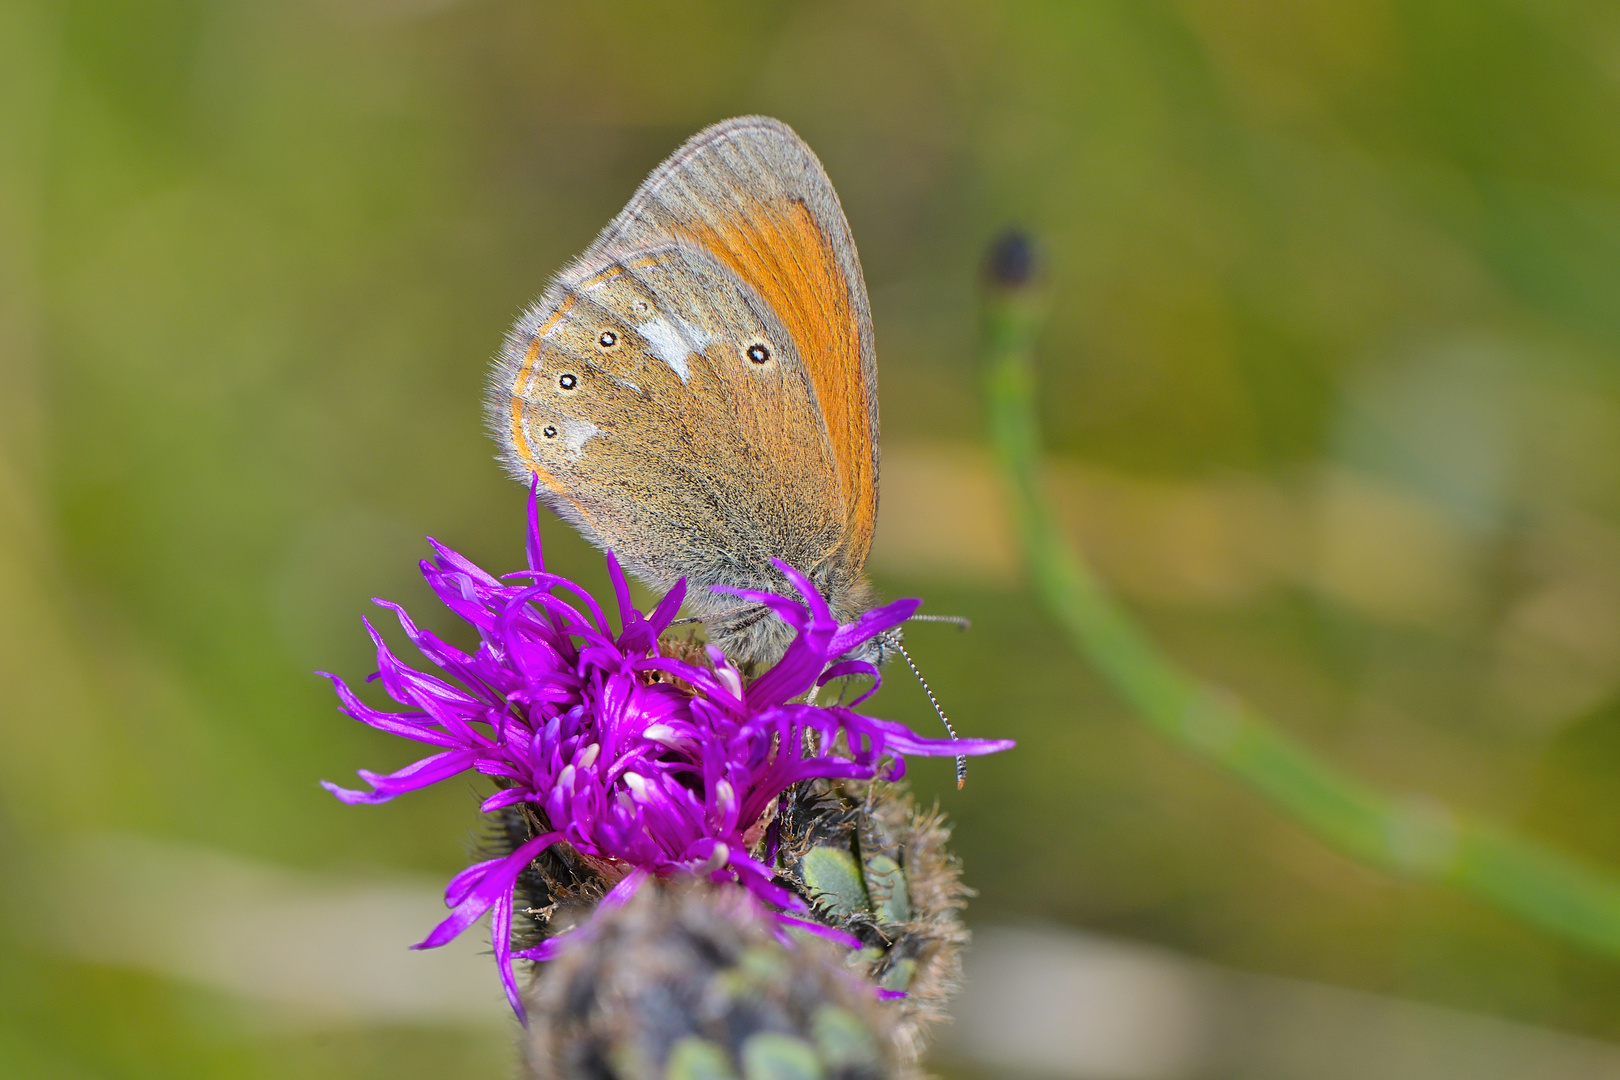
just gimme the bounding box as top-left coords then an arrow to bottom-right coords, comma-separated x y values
322,492 -> 1013,1020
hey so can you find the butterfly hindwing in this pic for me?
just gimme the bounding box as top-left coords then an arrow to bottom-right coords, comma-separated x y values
498,244 -> 844,605
490,117 -> 879,658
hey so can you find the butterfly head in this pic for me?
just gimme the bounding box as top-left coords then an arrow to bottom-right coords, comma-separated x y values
848,625 -> 904,668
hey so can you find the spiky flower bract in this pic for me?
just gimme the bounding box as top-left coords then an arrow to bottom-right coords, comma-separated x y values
774,778 -> 971,1061
321,491 -> 1013,1019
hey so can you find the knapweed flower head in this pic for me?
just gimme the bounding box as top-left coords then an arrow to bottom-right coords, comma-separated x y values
322,490 -> 1013,1020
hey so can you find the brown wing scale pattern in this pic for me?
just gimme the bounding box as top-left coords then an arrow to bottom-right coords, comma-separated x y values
489,118 -> 880,661
498,248 -> 843,606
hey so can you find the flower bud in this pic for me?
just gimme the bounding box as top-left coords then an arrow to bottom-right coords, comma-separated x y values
775,779 -> 970,1062
523,879 -> 912,1080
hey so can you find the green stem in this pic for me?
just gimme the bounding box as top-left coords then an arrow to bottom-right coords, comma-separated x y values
982,278 -> 1620,957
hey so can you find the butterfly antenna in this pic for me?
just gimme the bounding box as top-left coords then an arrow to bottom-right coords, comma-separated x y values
908,613 -> 972,631
895,641 -> 967,789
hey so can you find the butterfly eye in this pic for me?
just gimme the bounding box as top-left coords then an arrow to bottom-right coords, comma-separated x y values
746,343 -> 771,365
558,373 -> 579,391
541,425 -> 558,439
598,331 -> 617,349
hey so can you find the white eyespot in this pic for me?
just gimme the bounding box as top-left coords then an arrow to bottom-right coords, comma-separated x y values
746,342 -> 771,365
541,424 -> 558,439
598,330 -> 617,349
558,372 -> 579,392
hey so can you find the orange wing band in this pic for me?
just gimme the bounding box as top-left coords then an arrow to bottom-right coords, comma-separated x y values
679,200 -> 874,551
510,299 -> 574,499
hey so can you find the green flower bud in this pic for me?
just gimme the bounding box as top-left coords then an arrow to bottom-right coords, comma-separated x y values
775,779 -> 971,1062
523,880 -> 911,1080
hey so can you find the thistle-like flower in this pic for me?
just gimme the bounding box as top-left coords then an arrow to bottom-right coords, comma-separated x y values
322,491 -> 1013,1019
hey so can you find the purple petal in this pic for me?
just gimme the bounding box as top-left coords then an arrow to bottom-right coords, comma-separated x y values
816,660 -> 881,707
600,866 -> 649,910
525,477 -> 547,574
826,596 -> 920,658
774,560 -> 825,608
776,913 -> 864,950
604,551 -> 638,633
321,747 -> 485,805
320,674 -> 458,745
425,537 -> 503,589
646,579 -> 687,634
445,855 -> 503,907
516,929 -> 577,963
414,832 -> 559,950
372,600 -> 500,712
708,588 -> 808,635
638,657 -> 743,710
491,889 -> 527,1023
479,786 -> 531,813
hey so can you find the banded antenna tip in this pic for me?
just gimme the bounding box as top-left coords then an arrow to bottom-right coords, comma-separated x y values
895,642 -> 967,788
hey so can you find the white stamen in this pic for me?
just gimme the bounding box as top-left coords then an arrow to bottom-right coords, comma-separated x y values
623,772 -> 650,800
715,664 -> 743,701
694,842 -> 729,874
642,724 -> 677,744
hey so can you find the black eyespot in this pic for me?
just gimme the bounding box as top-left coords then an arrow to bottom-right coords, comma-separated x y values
747,343 -> 771,364
558,373 -> 578,390
598,331 -> 617,348
541,425 -> 558,439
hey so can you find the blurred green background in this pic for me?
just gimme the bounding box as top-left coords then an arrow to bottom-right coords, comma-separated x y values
8,0 -> 1620,1076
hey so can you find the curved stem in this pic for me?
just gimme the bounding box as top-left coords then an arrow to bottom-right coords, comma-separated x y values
981,269 -> 1620,958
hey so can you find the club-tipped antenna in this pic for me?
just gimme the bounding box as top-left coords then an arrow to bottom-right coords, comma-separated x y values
908,613 -> 972,631
894,641 -> 966,789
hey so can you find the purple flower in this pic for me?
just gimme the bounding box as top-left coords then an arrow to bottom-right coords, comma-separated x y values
321,491 -> 1014,1021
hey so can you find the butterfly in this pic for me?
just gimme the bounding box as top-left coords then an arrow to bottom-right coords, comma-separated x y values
488,115 -> 891,666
